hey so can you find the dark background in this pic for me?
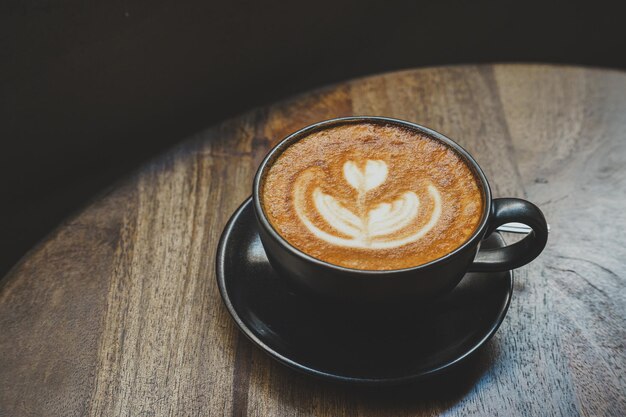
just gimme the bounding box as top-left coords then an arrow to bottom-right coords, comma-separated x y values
1,0 -> 625,276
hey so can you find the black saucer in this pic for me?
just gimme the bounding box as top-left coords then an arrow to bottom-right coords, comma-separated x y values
216,198 -> 513,386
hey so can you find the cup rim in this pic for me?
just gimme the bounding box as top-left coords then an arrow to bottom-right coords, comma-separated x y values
252,116 -> 493,275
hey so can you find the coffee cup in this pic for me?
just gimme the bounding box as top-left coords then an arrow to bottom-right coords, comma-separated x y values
252,117 -> 548,303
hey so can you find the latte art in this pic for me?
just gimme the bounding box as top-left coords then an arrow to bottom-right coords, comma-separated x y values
294,160 -> 442,249
261,123 -> 484,270
343,160 -> 387,192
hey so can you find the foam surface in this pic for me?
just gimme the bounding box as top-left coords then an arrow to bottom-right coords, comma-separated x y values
262,123 -> 484,270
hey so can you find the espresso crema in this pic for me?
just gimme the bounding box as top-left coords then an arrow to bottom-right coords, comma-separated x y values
261,123 -> 484,270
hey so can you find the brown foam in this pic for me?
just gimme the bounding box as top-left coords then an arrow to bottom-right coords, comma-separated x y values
261,123 -> 484,270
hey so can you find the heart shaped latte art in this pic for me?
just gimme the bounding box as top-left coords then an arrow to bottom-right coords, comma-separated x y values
343,160 -> 388,192
293,159 -> 442,249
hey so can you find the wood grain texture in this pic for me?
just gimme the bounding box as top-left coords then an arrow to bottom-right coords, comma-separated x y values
1,65 -> 625,416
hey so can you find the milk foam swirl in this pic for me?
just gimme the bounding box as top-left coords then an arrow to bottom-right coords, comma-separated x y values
294,160 -> 442,249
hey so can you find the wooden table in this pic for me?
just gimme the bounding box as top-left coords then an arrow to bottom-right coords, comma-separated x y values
1,65 -> 625,416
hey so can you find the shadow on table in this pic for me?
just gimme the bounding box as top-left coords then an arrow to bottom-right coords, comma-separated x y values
254,339 -> 499,413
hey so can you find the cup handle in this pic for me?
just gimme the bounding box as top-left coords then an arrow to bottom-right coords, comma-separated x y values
469,198 -> 548,272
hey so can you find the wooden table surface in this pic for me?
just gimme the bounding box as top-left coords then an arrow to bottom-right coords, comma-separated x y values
1,64 -> 625,416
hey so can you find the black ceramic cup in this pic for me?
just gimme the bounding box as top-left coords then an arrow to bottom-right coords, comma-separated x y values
253,117 -> 548,303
